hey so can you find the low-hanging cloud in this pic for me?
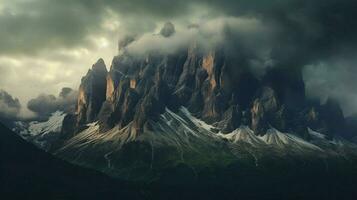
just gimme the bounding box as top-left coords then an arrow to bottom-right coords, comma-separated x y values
125,17 -> 273,58
303,54 -> 357,116
27,87 -> 78,118
0,89 -> 21,121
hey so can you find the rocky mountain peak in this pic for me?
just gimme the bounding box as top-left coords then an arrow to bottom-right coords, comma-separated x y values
67,44 -> 349,139
160,22 -> 175,37
76,58 -> 108,125
92,58 -> 107,72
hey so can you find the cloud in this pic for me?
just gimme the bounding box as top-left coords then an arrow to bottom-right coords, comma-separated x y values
0,89 -> 21,120
0,0 -> 162,56
27,87 -> 78,118
125,17 -> 272,57
118,35 -> 136,51
303,55 -> 357,116
1,0 -> 356,58
125,27 -> 195,55
0,0 -> 357,117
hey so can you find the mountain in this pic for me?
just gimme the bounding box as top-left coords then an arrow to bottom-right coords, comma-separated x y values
67,43 -> 349,140
7,29 -> 357,199
0,122 -> 141,200
77,58 -> 108,125
37,35 -> 357,183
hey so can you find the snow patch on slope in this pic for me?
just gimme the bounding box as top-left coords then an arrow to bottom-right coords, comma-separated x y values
59,107 -> 334,160
63,107 -> 326,153
61,121 -> 139,151
13,111 -> 66,150
146,107 -> 221,147
308,128 -> 326,139
180,107 -> 216,132
60,107 -> 221,156
261,128 -> 323,151
28,111 -> 65,136
218,126 -> 265,147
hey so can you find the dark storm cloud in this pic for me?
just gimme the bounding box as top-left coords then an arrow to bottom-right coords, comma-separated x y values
118,0 -> 357,70
3,0 -> 356,59
0,0 -> 104,55
27,87 -> 78,118
0,89 -> 21,120
0,0 -> 272,55
0,0 -> 179,55
1,0 -> 357,114
303,55 -> 357,116
266,0 -> 357,69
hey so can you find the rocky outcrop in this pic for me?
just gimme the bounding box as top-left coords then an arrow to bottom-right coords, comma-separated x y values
251,87 -> 279,135
263,67 -> 305,109
321,98 -> 346,137
77,58 -> 108,125
160,22 -> 176,37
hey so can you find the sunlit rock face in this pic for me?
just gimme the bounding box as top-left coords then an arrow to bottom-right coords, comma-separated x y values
130,79 -> 136,89
251,87 -> 280,135
106,74 -> 115,102
76,58 -> 107,125
202,51 -> 216,89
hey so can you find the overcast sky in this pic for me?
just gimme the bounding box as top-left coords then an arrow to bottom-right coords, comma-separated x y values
1,0 -> 357,117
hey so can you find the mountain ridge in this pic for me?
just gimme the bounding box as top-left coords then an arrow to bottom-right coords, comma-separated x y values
70,44 -> 349,140
0,122 -> 141,200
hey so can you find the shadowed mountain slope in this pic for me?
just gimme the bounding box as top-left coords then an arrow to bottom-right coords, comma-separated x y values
0,123 -> 141,200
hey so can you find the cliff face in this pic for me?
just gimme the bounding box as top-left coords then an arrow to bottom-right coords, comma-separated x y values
77,58 -> 108,125
71,45 -> 346,139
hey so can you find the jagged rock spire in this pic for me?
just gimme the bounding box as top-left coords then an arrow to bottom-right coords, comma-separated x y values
77,58 -> 108,125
